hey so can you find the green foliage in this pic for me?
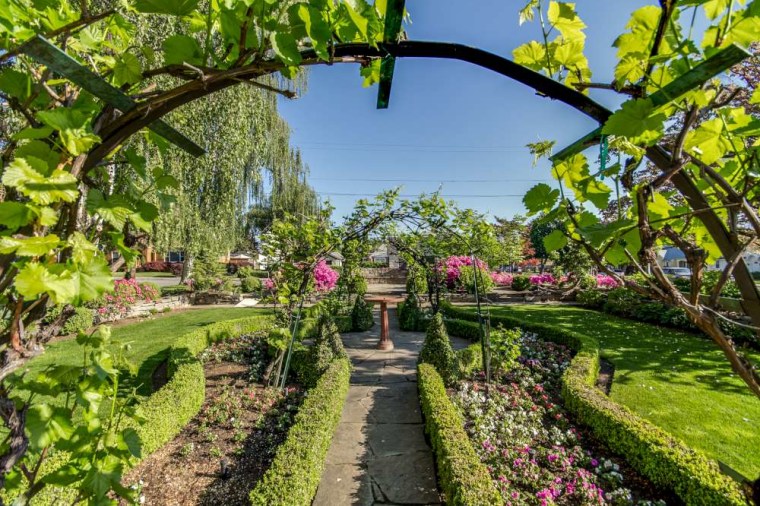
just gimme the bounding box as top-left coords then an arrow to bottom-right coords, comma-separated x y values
489,326 -> 521,376
454,343 -> 483,379
301,317 -> 348,388
160,284 -> 192,297
602,287 -> 643,316
62,307 -> 94,335
576,288 -> 608,308
406,263 -> 428,295
442,318 -> 481,342
350,297 -> 374,332
190,255 -> 228,292
241,276 -> 262,293
511,275 -> 531,292
457,265 -> 494,294
418,313 -> 456,385
444,305 -> 749,504
250,358 -> 351,506
398,295 -> 426,332
417,363 -> 501,505
5,327 -> 143,504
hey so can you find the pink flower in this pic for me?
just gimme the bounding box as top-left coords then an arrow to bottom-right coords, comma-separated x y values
313,260 -> 339,292
263,278 -> 275,290
596,274 -> 618,288
529,273 -> 556,285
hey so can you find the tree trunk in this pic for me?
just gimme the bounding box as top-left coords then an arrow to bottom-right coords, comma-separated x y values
180,254 -> 194,283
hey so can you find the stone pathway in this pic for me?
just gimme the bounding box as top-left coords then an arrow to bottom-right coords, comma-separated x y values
313,309 -> 469,506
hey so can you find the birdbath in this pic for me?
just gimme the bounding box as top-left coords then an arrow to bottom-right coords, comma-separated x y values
364,296 -> 405,351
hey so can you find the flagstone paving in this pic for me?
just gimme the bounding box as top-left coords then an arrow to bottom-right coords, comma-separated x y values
313,309 -> 469,506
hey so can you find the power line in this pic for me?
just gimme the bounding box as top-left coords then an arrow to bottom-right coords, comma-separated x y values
315,191 -> 526,198
310,177 -> 546,183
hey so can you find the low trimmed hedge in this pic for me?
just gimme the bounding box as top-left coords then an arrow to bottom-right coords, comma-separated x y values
418,363 -> 501,505
134,315 -> 274,454
296,316 -> 351,340
441,305 -> 747,505
249,357 -> 351,505
160,284 -> 192,297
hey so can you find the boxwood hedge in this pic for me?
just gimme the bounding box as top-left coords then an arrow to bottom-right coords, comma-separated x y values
441,305 -> 747,505
418,363 -> 501,505
249,357 -> 351,505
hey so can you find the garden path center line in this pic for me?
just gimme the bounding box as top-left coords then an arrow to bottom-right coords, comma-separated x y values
314,308 -> 470,506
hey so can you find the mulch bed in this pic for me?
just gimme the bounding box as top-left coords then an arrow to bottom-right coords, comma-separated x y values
123,338 -> 303,505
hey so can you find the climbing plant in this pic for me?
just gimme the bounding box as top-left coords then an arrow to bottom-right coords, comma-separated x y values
517,0 -> 760,397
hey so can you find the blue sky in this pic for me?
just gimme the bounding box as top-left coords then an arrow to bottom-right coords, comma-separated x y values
277,1 -> 653,221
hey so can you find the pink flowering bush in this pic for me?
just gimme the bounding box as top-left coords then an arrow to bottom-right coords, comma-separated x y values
529,273 -> 556,286
454,334 -> 666,505
441,255 -> 489,285
596,275 -> 619,289
262,277 -> 276,291
491,272 -> 514,286
313,260 -> 339,292
95,279 -> 161,320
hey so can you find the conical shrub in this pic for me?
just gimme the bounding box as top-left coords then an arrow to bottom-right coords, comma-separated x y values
418,312 -> 455,384
302,316 -> 347,387
351,296 -> 374,331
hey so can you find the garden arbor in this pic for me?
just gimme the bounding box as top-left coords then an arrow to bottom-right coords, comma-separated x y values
2,2 -> 759,396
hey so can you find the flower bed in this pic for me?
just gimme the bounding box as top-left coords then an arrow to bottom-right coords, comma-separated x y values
94,278 -> 161,321
454,334 -> 669,505
125,332 -> 305,504
441,305 -> 747,505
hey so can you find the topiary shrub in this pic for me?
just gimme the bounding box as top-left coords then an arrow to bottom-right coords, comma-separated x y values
511,275 -> 530,291
351,296 -> 374,331
399,294 -> 423,331
418,313 -> 455,384
302,316 -> 348,388
241,276 -> 262,293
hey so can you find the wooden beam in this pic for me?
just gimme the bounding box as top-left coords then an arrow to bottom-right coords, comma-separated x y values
550,44 -> 751,163
376,0 -> 406,109
23,35 -> 205,157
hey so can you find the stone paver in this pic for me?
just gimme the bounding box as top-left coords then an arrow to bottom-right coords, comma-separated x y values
314,309 -> 469,506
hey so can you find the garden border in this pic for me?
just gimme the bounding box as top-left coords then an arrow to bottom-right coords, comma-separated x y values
417,363 -> 501,506
441,305 -> 747,505
249,357 -> 351,505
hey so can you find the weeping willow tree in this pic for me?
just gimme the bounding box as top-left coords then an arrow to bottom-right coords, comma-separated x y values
100,5 -> 318,279
243,132 -> 320,253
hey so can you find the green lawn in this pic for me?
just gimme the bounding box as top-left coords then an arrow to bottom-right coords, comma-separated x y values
21,307 -> 270,397
113,272 -> 177,278
472,304 -> 760,479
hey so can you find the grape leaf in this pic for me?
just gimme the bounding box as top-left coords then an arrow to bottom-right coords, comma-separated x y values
543,229 -> 568,252
523,183 -> 560,215
602,98 -> 666,146
2,159 -> 79,205
133,0 -> 199,16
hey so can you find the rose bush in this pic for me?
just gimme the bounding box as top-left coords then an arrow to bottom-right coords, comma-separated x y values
454,333 -> 666,506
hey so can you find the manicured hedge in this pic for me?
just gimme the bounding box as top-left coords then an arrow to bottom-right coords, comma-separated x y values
134,315 -> 274,454
249,357 -> 351,505
160,284 -> 191,297
441,305 -> 747,505
418,363 -> 501,506
296,315 -> 351,340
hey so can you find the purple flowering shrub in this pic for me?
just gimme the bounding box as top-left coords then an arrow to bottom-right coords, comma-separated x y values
454,335 -> 667,506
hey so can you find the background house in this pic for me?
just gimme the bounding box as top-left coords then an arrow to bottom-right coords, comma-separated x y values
367,244 -> 402,268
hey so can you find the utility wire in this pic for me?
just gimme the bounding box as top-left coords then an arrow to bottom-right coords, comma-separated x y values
310,177 -> 547,183
315,192 -> 526,198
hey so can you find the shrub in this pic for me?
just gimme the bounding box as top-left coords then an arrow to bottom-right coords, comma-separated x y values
236,266 -> 256,278
418,363 -> 501,505
489,325 -> 521,376
250,358 -> 351,506
62,307 -> 94,335
302,317 -> 348,387
94,278 -> 160,320
443,318 -> 480,341
406,263 -> 428,294
139,261 -> 183,275
603,287 -> 642,317
576,288 -> 607,308
701,270 -> 740,298
351,296 -> 374,332
241,276 -> 262,293
458,265 -> 494,294
161,284 -> 191,297
511,275 -> 530,291
398,294 -> 424,331
418,313 -> 455,384
490,271 -> 513,286
442,306 -> 747,506
455,343 -> 483,379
